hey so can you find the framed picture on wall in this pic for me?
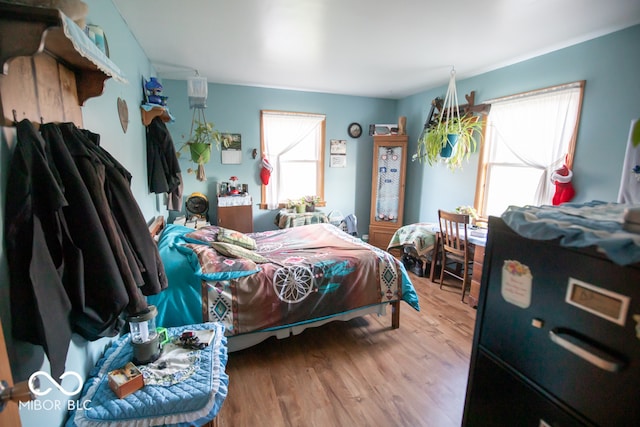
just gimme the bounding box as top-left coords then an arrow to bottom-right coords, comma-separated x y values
330,139 -> 347,154
221,133 -> 242,164
331,155 -> 347,168
330,139 -> 347,167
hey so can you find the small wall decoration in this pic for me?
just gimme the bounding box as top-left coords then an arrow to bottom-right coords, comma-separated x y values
330,139 -> 347,168
117,97 -> 128,133
221,133 -> 242,164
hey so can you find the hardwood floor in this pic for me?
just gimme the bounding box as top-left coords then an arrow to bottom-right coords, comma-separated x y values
217,272 -> 477,427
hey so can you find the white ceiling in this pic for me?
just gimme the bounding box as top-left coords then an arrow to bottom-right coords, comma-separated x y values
112,0 -> 640,99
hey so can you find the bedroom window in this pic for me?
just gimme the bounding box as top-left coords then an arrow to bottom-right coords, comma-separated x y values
260,110 -> 326,209
475,81 -> 585,217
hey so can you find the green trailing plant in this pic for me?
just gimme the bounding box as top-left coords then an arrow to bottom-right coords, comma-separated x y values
302,195 -> 321,205
286,198 -> 306,213
455,205 -> 479,220
413,114 -> 484,171
286,195 -> 321,213
178,120 -> 222,181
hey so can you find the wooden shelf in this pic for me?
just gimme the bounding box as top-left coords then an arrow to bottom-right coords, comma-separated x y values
0,2 -> 126,126
141,105 -> 172,126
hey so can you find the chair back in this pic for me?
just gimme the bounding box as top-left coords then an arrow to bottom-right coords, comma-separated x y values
438,210 -> 470,257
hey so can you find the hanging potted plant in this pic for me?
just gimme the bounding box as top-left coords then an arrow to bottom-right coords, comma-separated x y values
178,120 -> 221,181
287,198 -> 306,213
415,114 -> 484,169
303,195 -> 321,212
413,67 -> 484,170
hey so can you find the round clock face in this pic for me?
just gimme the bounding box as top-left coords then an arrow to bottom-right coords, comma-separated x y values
348,122 -> 362,138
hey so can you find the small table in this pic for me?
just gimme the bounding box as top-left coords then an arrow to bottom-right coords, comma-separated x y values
67,323 -> 228,427
429,228 -> 487,307
218,195 -> 253,233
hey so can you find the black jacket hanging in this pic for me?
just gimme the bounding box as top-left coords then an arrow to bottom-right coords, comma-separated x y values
146,116 -> 181,195
40,123 -> 130,339
5,120 -> 75,379
69,124 -> 168,297
6,120 -> 169,378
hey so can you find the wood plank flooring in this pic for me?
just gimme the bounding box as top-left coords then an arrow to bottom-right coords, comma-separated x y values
216,272 -> 477,427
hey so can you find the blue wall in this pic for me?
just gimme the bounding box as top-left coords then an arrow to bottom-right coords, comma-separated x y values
399,24 -> 640,223
0,0 -> 638,424
163,25 -> 640,228
0,1 -> 162,425
160,80 -> 396,233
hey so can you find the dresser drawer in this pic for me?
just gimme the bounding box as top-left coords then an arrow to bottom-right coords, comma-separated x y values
464,351 -> 588,426
471,260 -> 483,281
368,226 -> 397,250
478,227 -> 640,426
469,245 -> 485,307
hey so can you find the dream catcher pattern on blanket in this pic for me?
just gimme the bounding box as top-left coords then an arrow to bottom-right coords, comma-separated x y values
375,146 -> 402,222
273,265 -> 315,303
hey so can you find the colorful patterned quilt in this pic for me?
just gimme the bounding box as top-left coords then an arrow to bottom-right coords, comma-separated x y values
149,223 -> 419,337
386,222 -> 438,257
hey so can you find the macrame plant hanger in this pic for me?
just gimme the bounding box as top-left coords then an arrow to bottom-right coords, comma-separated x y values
438,67 -> 462,136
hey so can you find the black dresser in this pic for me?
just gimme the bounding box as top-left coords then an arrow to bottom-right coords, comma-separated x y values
463,216 -> 640,426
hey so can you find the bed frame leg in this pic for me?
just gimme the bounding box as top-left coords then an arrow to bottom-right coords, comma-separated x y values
391,300 -> 400,329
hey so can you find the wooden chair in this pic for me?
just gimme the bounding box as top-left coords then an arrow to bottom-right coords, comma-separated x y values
437,209 -> 474,301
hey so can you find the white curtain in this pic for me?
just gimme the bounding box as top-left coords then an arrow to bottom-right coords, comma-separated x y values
262,111 -> 324,209
485,84 -> 582,206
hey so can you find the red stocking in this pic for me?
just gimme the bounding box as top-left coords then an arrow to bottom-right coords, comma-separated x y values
260,156 -> 273,185
551,165 -> 575,205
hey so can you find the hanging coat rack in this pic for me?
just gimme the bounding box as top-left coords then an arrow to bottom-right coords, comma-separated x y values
0,3 -> 126,127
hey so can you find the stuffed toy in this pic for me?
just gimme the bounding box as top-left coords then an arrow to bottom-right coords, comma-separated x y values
260,155 -> 273,185
550,163 -> 575,205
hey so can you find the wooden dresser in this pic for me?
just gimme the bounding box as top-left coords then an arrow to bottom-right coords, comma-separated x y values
217,196 -> 253,233
469,244 -> 485,308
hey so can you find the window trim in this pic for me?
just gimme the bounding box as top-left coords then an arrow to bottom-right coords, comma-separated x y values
259,109 -> 326,209
474,80 -> 585,217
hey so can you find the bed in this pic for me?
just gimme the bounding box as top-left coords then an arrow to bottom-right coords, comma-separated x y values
147,222 -> 420,351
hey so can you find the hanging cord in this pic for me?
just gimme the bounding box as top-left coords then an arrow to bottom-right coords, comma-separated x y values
190,107 -> 207,136
439,68 -> 462,134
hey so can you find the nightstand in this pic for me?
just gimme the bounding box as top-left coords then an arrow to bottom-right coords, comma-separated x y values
217,195 -> 253,233
67,323 -> 228,426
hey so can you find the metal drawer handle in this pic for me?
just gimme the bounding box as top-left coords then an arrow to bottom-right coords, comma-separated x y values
549,328 -> 626,373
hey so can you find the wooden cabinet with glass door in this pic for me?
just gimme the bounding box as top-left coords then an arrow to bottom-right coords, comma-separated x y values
368,135 -> 407,249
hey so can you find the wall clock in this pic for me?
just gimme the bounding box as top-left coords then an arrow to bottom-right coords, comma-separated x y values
348,122 -> 362,138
